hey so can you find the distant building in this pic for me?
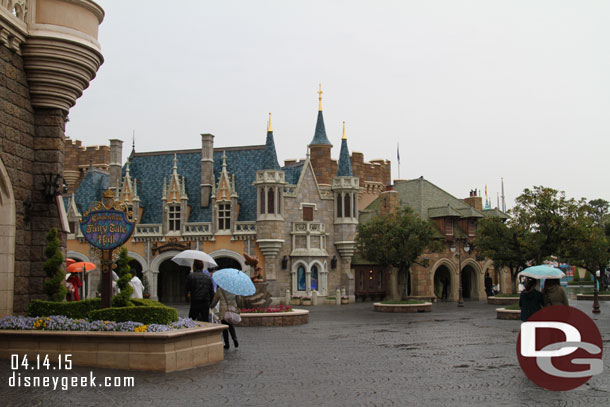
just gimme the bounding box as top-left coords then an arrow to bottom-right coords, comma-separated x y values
65,90 -> 390,303
356,178 -> 509,301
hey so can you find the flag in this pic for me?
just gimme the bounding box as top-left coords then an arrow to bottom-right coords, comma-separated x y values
397,143 -> 400,164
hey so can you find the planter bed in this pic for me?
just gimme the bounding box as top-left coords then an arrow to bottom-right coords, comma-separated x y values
373,302 -> 432,313
576,294 -> 610,301
0,322 -> 226,372
236,309 -> 309,327
487,296 -> 520,306
496,307 -> 520,320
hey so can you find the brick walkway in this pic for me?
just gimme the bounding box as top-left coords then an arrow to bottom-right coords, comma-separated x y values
1,299 -> 609,406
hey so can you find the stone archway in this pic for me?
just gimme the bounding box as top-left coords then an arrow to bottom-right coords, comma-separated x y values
0,158 -> 16,317
434,265 -> 452,301
461,264 -> 479,300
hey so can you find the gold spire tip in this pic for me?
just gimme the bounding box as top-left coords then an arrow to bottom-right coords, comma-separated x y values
342,121 -> 346,140
268,112 -> 272,132
318,83 -> 323,111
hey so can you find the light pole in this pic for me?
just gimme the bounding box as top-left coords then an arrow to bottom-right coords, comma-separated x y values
450,239 -> 470,307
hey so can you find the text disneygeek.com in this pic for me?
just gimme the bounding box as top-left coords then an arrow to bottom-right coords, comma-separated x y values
8,354 -> 135,390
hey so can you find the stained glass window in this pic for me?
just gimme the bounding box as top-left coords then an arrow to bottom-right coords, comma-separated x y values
297,265 -> 306,291
311,265 -> 318,291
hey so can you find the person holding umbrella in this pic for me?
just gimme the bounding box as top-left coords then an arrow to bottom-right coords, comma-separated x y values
519,277 -> 544,322
66,272 -> 82,301
542,278 -> 569,306
185,260 -> 214,322
210,281 -> 240,350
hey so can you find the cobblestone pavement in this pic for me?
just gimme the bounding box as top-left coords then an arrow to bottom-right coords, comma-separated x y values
2,299 -> 609,406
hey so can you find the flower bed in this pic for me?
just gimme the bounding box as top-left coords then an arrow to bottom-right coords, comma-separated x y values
240,305 -> 293,314
487,296 -> 520,306
236,309 -> 309,327
373,301 -> 431,313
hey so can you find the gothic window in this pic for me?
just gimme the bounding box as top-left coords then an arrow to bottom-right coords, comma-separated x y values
344,193 -> 351,219
297,265 -> 306,291
268,187 -> 275,214
303,206 -> 313,221
336,194 -> 342,218
468,219 -> 476,236
311,265 -> 319,291
168,205 -> 181,231
353,193 -> 357,218
218,203 -> 231,230
444,219 -> 453,236
260,188 -> 265,214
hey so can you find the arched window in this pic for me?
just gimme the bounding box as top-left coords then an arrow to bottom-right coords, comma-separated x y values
260,188 -> 265,214
336,194 -> 342,218
268,187 -> 275,214
297,265 -> 306,291
344,193 -> 351,219
311,265 -> 318,291
277,188 -> 281,215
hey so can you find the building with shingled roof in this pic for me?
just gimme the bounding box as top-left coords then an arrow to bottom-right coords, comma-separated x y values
64,88 -> 390,304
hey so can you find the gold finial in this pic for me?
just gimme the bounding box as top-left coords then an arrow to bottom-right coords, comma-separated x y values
342,121 -> 346,140
318,83 -> 323,111
268,112 -> 272,132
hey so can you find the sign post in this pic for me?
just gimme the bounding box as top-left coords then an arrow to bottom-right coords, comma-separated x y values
80,190 -> 136,308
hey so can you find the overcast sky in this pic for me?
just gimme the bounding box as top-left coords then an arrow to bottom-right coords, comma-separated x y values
66,1 -> 610,209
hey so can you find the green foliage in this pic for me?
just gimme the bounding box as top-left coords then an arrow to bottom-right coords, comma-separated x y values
27,298 -> 102,319
130,298 -> 166,307
572,269 -> 580,282
356,207 -> 441,269
113,247 -> 133,307
506,304 -> 521,311
584,270 -> 592,282
42,228 -> 66,301
88,305 -> 178,325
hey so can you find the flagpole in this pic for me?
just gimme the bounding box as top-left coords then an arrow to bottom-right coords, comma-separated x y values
397,142 -> 400,180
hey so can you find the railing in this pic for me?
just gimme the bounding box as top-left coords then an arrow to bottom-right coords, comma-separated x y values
234,221 -> 256,235
134,224 -> 162,237
283,185 -> 297,197
183,222 -> 212,236
292,222 -> 326,234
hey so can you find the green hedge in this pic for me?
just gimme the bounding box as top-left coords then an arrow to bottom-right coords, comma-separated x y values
27,298 -> 102,319
88,305 -> 178,325
129,298 -> 166,307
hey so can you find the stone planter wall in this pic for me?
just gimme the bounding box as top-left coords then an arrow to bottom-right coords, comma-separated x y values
496,308 -> 520,320
576,294 -> 610,301
236,309 -> 309,327
0,323 -> 226,372
487,296 -> 520,306
373,302 -> 432,313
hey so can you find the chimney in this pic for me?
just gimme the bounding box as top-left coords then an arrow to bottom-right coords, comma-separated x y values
109,139 -> 123,190
200,134 -> 214,207
464,189 -> 483,210
379,190 -> 399,217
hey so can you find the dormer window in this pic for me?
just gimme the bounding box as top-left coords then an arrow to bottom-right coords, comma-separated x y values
445,219 -> 453,235
168,205 -> 181,232
218,203 -> 231,230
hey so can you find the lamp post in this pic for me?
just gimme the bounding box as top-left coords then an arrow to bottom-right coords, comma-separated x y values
450,239 -> 470,307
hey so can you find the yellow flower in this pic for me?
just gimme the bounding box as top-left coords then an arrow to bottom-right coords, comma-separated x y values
134,325 -> 148,333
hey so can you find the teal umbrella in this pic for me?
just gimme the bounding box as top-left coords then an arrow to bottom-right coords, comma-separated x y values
518,265 -> 565,280
212,268 -> 256,296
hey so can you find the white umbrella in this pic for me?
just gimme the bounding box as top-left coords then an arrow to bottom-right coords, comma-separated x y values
171,250 -> 218,270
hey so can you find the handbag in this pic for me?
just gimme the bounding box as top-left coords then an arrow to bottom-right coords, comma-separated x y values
221,290 -> 241,324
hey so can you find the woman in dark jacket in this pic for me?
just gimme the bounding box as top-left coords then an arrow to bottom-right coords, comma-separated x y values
519,277 -> 544,322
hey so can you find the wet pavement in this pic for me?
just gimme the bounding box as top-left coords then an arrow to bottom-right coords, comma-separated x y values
1,297 -> 609,406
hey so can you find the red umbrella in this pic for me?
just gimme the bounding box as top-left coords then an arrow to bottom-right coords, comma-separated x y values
66,262 -> 96,273
66,258 -> 76,266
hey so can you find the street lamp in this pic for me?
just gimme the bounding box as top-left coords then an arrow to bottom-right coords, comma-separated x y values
450,239 -> 470,307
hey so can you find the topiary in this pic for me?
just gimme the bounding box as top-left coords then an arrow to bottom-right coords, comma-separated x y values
572,269 -> 580,282
584,270 -> 592,282
112,247 -> 133,307
43,228 -> 66,301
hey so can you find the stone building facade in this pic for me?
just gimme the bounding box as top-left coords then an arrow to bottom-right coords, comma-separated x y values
65,93 -> 390,304
0,0 -> 104,316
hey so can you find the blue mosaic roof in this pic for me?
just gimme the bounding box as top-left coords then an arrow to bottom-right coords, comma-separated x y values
309,110 -> 332,146
74,169 -> 109,214
126,147 -> 270,224
283,162 -> 304,185
261,131 -> 280,170
337,138 -> 353,176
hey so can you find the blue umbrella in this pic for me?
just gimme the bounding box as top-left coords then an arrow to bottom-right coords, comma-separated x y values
212,268 -> 256,296
518,265 -> 565,280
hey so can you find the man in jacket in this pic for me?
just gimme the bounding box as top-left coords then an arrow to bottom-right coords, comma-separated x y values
185,259 -> 214,322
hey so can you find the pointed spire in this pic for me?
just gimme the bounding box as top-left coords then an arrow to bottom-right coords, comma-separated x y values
172,154 -> 178,173
131,130 -> 135,155
337,122 -> 353,177
222,150 -> 227,171
262,114 -> 280,170
318,83 -> 323,111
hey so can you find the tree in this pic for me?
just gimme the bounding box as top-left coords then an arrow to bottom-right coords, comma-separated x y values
112,247 -> 133,307
356,207 -> 441,300
474,217 -> 529,294
509,186 -> 577,265
43,227 -> 67,301
561,199 -> 610,313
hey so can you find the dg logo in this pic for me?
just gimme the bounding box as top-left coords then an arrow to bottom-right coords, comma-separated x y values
516,305 -> 604,391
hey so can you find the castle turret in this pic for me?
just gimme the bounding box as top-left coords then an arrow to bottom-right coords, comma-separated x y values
308,84 -> 333,185
255,114 -> 286,282
109,139 -> 123,191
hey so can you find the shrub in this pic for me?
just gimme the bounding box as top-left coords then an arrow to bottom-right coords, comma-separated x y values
113,247 -> 133,307
572,269 -> 580,282
43,228 -> 66,301
89,305 -> 178,325
130,298 -> 166,307
27,298 -> 102,319
584,270 -> 593,282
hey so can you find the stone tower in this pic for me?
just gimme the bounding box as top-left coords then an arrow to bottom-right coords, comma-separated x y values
200,133 -> 214,207
308,85 -> 333,185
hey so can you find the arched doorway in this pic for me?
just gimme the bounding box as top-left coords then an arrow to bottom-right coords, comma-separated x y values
0,158 -> 15,317
214,257 -> 241,270
461,265 -> 478,300
129,260 -> 143,279
434,266 -> 451,301
157,258 -> 190,304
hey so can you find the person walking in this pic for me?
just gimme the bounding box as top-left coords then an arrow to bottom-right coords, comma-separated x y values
519,277 -> 544,322
66,272 -> 82,301
542,278 -> 569,306
185,260 -> 214,322
484,272 -> 493,297
129,274 -> 145,299
210,284 -> 239,350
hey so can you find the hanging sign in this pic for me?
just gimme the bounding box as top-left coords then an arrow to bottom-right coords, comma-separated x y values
80,209 -> 134,250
